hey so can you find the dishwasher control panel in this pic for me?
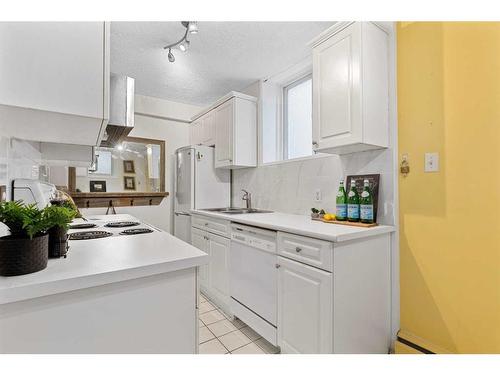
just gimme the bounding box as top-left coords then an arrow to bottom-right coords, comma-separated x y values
231,224 -> 277,253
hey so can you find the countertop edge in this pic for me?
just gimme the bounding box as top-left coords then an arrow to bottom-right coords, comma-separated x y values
0,253 -> 207,305
190,210 -> 395,242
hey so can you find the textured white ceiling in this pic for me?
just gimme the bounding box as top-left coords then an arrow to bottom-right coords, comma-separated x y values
111,22 -> 334,106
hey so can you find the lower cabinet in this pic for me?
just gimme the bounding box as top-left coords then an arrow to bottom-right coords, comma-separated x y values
191,228 -> 210,288
277,255 -> 333,354
191,226 -> 231,313
208,233 -> 230,307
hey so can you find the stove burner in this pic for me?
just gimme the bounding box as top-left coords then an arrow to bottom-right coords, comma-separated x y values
69,230 -> 113,240
105,221 -> 140,228
69,223 -> 97,229
119,228 -> 154,235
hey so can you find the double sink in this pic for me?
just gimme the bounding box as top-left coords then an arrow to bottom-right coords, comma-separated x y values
201,207 -> 273,215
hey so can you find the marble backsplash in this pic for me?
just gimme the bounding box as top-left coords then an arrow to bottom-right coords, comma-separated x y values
231,149 -> 395,225
0,136 -> 45,202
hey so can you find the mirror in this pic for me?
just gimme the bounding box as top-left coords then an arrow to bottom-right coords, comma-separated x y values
71,137 -> 165,193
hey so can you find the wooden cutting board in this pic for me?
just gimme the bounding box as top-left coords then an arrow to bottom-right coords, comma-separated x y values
311,217 -> 378,228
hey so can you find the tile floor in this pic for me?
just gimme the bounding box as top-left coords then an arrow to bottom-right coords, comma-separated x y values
198,293 -> 280,354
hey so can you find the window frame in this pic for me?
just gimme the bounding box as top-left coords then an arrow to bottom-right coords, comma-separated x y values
282,73 -> 313,161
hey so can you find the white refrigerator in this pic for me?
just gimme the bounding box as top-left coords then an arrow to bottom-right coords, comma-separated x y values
173,145 -> 230,243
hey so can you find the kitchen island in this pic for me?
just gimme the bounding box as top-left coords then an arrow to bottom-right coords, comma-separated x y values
0,214 -> 207,353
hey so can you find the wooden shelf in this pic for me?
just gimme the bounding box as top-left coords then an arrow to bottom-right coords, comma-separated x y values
70,192 -> 169,209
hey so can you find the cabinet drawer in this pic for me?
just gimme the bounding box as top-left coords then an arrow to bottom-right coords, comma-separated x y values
192,215 -> 230,238
277,232 -> 333,272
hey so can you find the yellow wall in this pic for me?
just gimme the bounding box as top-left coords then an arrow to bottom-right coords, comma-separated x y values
397,22 -> 500,353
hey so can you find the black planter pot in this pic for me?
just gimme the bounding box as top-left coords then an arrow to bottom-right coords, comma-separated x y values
0,233 -> 49,276
48,226 -> 69,258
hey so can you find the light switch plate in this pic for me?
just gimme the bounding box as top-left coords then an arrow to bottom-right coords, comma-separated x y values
425,153 -> 439,172
314,189 -> 322,202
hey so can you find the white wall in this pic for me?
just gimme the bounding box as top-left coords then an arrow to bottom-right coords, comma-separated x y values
80,95 -> 201,233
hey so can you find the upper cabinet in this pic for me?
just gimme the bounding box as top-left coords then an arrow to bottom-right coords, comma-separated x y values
0,22 -> 110,146
310,22 -> 389,155
190,92 -> 257,169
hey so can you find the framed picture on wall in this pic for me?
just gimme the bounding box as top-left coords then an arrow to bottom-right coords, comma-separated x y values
89,180 -> 107,192
123,176 -> 136,190
123,160 -> 135,174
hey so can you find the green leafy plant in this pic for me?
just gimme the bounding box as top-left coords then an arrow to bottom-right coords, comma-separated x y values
44,205 -> 76,231
60,199 -> 81,218
311,208 -> 319,214
0,201 -> 50,239
319,209 -> 326,215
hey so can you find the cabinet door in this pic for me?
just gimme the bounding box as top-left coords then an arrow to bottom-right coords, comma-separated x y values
312,22 -> 362,151
191,228 -> 209,289
277,256 -> 333,354
214,99 -> 234,168
202,111 -> 216,146
0,22 -> 106,119
208,233 -> 230,305
190,120 -> 202,145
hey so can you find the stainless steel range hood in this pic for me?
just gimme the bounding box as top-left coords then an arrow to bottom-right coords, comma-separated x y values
101,74 -> 135,147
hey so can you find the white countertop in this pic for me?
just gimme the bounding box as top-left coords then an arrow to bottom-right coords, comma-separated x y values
0,214 -> 207,304
191,210 -> 395,242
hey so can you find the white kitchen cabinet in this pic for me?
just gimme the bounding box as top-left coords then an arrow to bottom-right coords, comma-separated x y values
310,22 -> 389,154
189,120 -> 202,145
277,255 -> 333,354
191,92 -> 257,169
207,233 -> 231,309
191,227 -> 210,289
201,111 -> 216,146
190,218 -> 231,314
0,22 -> 110,146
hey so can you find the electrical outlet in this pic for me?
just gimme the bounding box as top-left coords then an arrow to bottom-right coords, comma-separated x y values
314,189 -> 322,202
424,152 -> 439,172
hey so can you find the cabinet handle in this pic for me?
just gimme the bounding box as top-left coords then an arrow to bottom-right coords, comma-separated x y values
312,141 -> 318,147
295,247 -> 302,253
275,264 -> 281,269
204,223 -> 209,226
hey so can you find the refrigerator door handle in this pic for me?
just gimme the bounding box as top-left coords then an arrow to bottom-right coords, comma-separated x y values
175,212 -> 191,216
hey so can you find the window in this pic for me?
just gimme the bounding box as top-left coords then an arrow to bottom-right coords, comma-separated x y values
283,74 -> 313,160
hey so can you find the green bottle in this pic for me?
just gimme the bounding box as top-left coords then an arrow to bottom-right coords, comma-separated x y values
347,180 -> 360,222
336,181 -> 347,221
360,179 -> 374,224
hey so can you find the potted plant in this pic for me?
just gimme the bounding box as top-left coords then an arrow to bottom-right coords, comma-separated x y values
319,209 -> 326,219
44,205 -> 76,258
311,208 -> 320,219
0,201 -> 51,276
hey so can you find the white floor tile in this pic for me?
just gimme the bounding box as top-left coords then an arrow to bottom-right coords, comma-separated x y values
199,326 -> 215,344
254,337 -> 280,354
199,319 -> 205,328
200,309 -> 225,325
207,319 -> 238,337
240,325 -> 261,341
231,342 -> 266,354
218,330 -> 252,352
199,301 -> 217,314
199,294 -> 207,303
199,338 -> 228,354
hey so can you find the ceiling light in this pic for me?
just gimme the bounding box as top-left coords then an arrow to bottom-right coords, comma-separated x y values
168,48 -> 175,62
179,40 -> 190,52
188,22 -> 198,34
163,21 -> 198,63
116,144 -> 124,151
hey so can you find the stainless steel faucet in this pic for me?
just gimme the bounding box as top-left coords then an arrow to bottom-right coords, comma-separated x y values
241,189 -> 252,209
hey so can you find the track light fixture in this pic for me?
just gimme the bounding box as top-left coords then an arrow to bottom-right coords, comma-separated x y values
163,21 -> 198,63
167,48 -> 175,63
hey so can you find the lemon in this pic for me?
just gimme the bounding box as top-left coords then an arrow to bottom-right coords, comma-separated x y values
323,213 -> 335,221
